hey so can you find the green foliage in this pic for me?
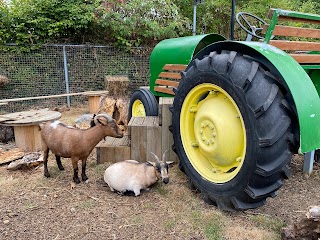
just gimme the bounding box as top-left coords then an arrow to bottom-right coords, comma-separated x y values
5,0 -> 102,47
98,0 -> 189,48
0,0 -> 319,49
0,3 -> 11,45
174,0 -> 232,37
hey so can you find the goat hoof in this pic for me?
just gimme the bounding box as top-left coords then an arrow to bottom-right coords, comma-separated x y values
82,175 -> 88,182
73,178 -> 81,184
58,166 -> 65,171
44,172 -> 50,178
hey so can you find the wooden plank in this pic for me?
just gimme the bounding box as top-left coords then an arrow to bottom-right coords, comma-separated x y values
290,54 -> 320,63
129,117 -> 147,161
268,9 -> 320,25
155,79 -> 179,88
278,15 -> 320,25
146,117 -> 161,161
0,91 -> 101,103
96,136 -> 130,164
269,40 -> 320,51
0,148 -> 25,165
262,25 -> 320,38
128,116 -> 161,162
159,98 -> 179,163
162,64 -> 187,71
154,86 -> 175,96
159,72 -> 182,80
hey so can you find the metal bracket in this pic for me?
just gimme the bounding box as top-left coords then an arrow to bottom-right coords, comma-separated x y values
303,150 -> 315,175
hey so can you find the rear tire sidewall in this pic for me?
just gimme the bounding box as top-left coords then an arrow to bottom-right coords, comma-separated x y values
173,71 -> 259,196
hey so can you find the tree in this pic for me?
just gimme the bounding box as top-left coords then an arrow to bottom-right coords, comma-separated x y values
7,0 -> 103,46
98,0 -> 189,47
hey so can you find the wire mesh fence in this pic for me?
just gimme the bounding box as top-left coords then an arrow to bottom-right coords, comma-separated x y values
0,45 -> 150,114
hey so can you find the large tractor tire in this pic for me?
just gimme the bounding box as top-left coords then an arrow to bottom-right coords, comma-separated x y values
172,50 -> 297,211
128,89 -> 158,121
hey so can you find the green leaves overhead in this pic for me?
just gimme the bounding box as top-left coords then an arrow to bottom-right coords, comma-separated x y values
0,0 -> 319,49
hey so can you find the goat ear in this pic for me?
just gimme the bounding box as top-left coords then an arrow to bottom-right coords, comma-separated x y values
150,152 -> 160,163
166,161 -> 175,166
97,116 -> 108,125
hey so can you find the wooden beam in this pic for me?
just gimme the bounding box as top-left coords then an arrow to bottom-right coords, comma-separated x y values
290,54 -> 320,63
162,64 -> 187,72
269,40 -> 320,51
0,91 -> 106,103
268,9 -> 320,25
262,25 -> 320,38
155,79 -> 179,88
154,86 -> 175,95
158,72 -> 182,80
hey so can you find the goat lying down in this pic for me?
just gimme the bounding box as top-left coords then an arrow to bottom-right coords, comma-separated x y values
104,151 -> 171,196
40,113 -> 123,184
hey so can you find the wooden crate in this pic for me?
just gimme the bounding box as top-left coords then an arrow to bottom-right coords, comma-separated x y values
96,135 -> 130,164
159,97 -> 179,163
128,117 -> 161,162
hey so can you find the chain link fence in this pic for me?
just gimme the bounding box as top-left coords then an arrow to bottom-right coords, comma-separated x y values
0,45 -> 151,114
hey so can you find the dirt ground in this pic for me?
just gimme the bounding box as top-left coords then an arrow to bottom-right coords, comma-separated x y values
1,107 -> 319,240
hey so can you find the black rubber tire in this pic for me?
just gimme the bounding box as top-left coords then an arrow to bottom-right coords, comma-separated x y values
172,50 -> 297,211
128,89 -> 158,121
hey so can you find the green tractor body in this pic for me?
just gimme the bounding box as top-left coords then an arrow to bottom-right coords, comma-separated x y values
129,8 -> 320,210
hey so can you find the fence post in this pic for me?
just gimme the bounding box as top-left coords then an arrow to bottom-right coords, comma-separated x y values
63,45 -> 71,108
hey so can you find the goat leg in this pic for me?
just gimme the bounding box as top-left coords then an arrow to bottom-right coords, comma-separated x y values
43,147 -> 50,178
55,155 -> 64,170
72,158 -> 81,184
81,159 -> 88,182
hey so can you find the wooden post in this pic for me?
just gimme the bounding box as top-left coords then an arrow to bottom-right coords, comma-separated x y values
159,97 -> 179,162
129,117 -> 161,162
82,91 -> 109,114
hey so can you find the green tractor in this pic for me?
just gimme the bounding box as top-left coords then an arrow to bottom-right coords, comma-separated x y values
128,8 -> 320,211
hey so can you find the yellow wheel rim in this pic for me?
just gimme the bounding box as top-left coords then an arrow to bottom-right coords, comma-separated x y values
132,99 -> 146,117
180,83 -> 246,183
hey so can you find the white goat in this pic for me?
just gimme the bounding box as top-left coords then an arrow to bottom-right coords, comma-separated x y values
40,113 -> 123,184
104,151 -> 171,196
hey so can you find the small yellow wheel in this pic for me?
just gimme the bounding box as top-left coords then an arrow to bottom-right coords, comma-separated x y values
132,99 -> 146,117
128,89 -> 158,120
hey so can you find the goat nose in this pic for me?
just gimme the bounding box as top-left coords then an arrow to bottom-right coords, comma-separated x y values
163,178 -> 169,184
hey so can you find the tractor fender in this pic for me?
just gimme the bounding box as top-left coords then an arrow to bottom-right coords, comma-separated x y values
192,41 -> 320,153
149,34 -> 225,97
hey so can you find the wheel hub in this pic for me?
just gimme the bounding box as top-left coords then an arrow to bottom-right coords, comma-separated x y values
181,84 -> 246,183
132,99 -> 146,117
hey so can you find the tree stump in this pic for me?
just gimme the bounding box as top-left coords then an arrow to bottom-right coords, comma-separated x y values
99,75 -> 130,129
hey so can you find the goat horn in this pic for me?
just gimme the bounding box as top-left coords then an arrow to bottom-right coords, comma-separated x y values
162,150 -> 169,162
95,113 -> 113,123
150,152 -> 160,163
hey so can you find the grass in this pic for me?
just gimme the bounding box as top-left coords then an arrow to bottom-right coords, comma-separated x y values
249,214 -> 286,238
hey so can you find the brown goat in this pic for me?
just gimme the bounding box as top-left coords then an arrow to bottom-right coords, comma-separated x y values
40,113 -> 123,183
